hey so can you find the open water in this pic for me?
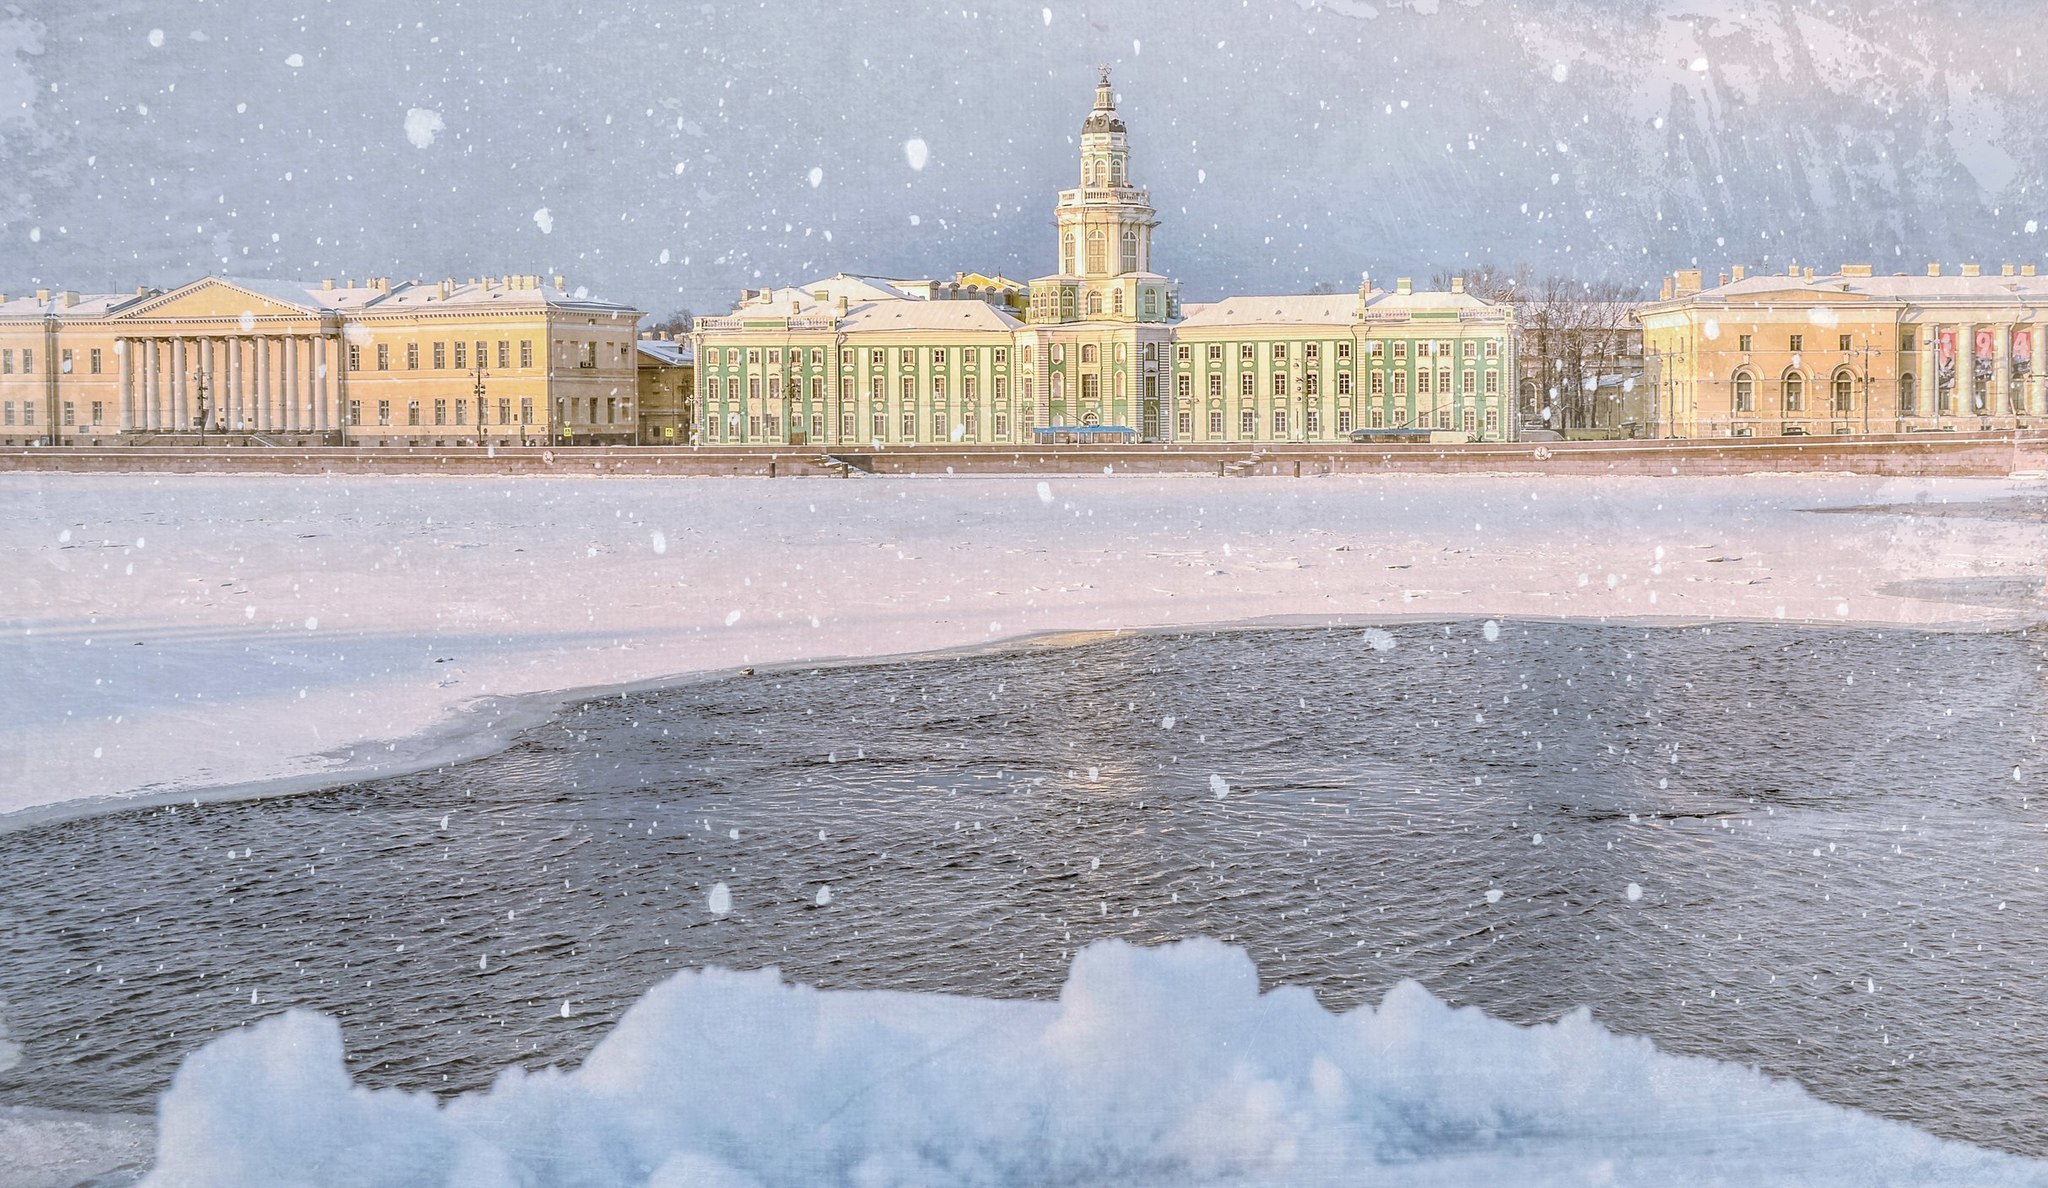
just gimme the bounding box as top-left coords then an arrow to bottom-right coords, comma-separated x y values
2,621 -> 2046,1154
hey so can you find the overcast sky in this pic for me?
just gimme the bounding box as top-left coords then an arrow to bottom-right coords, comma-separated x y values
7,0 -> 2046,315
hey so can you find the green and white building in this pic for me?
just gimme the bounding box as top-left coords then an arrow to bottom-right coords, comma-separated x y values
693,69 -> 1517,446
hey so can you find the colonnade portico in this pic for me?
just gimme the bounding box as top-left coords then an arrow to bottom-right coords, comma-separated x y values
115,332 -> 339,433
1909,319 -> 2048,419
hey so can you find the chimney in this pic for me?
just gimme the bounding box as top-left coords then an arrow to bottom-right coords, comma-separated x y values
2003,263 -> 2016,277
2026,265 -> 2039,277
1927,263 -> 1941,276
1450,276 -> 1465,294
1360,270 -> 1371,294
1674,269 -> 1703,296
791,300 -> 802,316
61,291 -> 79,308
1660,277 -> 1674,301
1788,264 -> 1799,277
35,288 -> 49,303
322,278 -> 334,290
1717,271 -> 1728,287
1802,267 -> 1814,281
1840,264 -> 1873,277
554,274 -> 566,291
500,275 -> 511,289
1396,276 -> 1412,295
836,295 -> 849,316
1962,263 -> 1981,277
1731,264 -> 1746,281
136,285 -> 150,296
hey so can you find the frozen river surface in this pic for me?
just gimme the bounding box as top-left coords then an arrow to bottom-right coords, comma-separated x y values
3,620 -> 2047,1159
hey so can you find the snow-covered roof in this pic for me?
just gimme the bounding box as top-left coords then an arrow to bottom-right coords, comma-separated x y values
637,339 -> 693,365
1660,269 -> 2048,308
0,290 -> 151,318
841,299 -> 1022,333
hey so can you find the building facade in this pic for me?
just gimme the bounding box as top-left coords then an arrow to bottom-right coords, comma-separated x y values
636,334 -> 695,444
1637,264 -> 2048,438
692,69 -> 1518,447
0,274 -> 642,446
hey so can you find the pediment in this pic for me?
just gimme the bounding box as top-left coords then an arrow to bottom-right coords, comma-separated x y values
116,278 -> 319,322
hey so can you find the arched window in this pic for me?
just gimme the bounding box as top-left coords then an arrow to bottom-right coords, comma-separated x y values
1062,233 -> 1077,276
1112,289 -> 1124,315
1110,156 -> 1123,185
1086,291 -> 1103,316
1733,371 -> 1754,413
1832,370 -> 1854,414
1120,229 -> 1138,274
1899,373 -> 1917,415
1782,370 -> 1805,412
1086,231 -> 1106,274
1081,343 -> 1097,364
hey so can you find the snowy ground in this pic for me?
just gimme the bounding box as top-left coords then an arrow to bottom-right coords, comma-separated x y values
5,471 -> 2048,1186
3,471 -> 2044,825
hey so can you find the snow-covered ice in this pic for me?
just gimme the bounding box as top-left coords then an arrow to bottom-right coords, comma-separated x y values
3,472 -> 2041,825
133,938 -> 2043,1187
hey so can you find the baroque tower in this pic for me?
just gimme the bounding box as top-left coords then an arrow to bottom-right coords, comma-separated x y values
1028,67 -> 1177,325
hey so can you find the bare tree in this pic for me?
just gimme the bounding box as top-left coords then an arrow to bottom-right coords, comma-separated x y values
648,308 -> 696,337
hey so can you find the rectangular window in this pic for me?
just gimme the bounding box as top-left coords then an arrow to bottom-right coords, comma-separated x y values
1208,343 -> 1223,361
520,340 -> 533,368
1394,372 -> 1408,396
62,401 -> 74,426
91,400 -> 104,424
1177,344 -> 1191,362
377,344 -> 391,370
1209,409 -> 1224,435
1176,375 -> 1191,398
3,403 -> 13,426
1304,373 -> 1320,397
1337,342 -> 1351,360
1392,341 -> 1407,360
475,341 -> 487,369
454,341 -> 467,370
1338,372 -> 1352,396
1305,343 -> 1319,362
434,399 -> 448,425
1272,342 -> 1287,362
1369,341 -> 1384,358
1176,409 -> 1191,436
1788,334 -> 1803,353
901,410 -> 916,439
348,399 -> 362,426
1305,409 -> 1320,434
1240,373 -> 1254,397
1485,372 -> 1500,395
497,341 -> 511,369
520,397 -> 534,425
871,411 -> 887,440
1902,331 -> 1916,352
1272,409 -> 1289,436
1271,374 -> 1287,397
1435,340 -> 1452,357
1337,408 -> 1353,433
90,348 -> 103,374
963,347 -> 978,366
1370,372 -> 1385,396
1838,334 -> 1852,352
841,411 -> 857,438
1483,340 -> 1499,358
21,349 -> 32,373
1240,343 -> 1255,361
931,348 -> 945,367
21,401 -> 31,423
407,400 -> 421,426
406,343 -> 420,370
994,410 -> 1010,438
1240,409 -> 1256,437
2,350 -> 12,374
433,342 -> 447,369
868,349 -> 884,367
498,398 -> 512,424
768,348 -> 781,366
377,400 -> 390,425
456,400 -> 469,426
749,415 -> 763,438
1208,374 -> 1223,398
1463,372 -> 1477,396
900,348 -> 915,367
1461,340 -> 1475,358
60,349 -> 73,374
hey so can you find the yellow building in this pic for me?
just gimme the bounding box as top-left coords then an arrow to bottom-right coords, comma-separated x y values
635,334 -> 695,444
1638,264 -> 2048,437
692,69 -> 1518,446
0,274 -> 643,446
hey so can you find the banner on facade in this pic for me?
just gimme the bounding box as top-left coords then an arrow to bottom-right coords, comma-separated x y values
1974,328 -> 1996,411
1935,328 -> 1956,405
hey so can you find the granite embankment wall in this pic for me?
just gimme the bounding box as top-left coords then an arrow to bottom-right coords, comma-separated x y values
5,432 -> 2047,478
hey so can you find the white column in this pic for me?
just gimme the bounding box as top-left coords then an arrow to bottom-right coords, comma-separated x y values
290,336 -> 305,432
315,335 -> 331,434
253,337 -> 268,431
228,338 -> 243,429
1958,322 -> 1975,416
1995,322 -> 2013,416
169,338 -> 186,429
116,339 -> 133,430
1917,323 -> 1935,422
141,340 -> 155,429
2035,324 -> 2048,417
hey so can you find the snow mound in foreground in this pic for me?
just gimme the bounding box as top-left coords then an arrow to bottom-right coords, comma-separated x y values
140,938 -> 2041,1187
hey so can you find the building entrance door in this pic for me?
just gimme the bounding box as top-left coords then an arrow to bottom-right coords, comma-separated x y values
1141,400 -> 1161,440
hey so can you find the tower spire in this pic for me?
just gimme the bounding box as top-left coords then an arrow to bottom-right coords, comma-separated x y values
1095,64 -> 1114,109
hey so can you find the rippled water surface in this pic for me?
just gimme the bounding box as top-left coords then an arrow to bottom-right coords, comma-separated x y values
4,622 -> 2047,1154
